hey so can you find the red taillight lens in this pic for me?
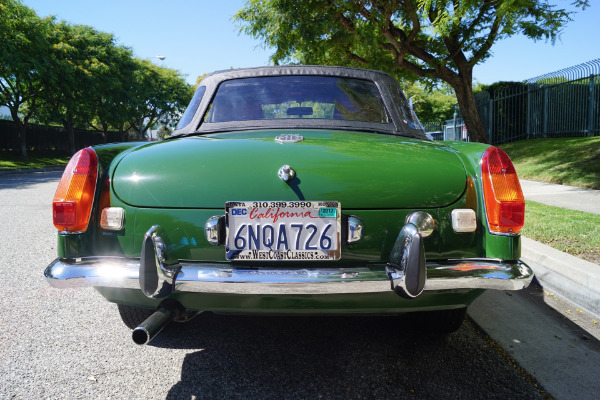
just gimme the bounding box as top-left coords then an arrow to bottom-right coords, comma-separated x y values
481,146 -> 525,234
53,147 -> 98,232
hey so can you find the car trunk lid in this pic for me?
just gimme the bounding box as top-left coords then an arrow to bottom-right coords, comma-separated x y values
112,130 -> 467,209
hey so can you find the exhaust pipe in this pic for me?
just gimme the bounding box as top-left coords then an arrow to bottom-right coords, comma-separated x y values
132,306 -> 175,345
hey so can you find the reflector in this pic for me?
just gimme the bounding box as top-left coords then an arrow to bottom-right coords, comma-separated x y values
100,207 -> 125,230
53,148 -> 98,232
451,209 -> 477,233
481,147 -> 525,234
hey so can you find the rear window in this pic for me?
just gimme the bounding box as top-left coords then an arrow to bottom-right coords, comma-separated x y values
176,86 -> 206,129
203,76 -> 389,124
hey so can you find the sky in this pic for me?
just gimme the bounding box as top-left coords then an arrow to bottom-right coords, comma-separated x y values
21,0 -> 600,86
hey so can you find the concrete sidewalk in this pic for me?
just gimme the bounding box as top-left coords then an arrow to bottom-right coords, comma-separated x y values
520,179 -> 600,214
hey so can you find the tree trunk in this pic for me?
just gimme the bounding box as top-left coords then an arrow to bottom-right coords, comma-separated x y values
18,123 -> 27,159
453,79 -> 488,144
10,109 -> 28,158
64,114 -> 76,154
136,118 -> 144,140
101,122 -> 109,144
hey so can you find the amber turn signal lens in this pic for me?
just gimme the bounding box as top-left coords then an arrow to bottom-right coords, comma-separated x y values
53,148 -> 98,232
481,146 -> 525,234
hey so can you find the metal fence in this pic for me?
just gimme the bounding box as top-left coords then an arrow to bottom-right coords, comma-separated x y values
421,121 -> 444,140
0,120 -> 133,155
444,59 -> 600,144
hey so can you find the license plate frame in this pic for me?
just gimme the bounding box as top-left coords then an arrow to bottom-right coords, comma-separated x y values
225,201 -> 342,261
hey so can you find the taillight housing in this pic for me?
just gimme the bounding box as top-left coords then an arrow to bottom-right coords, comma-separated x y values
481,146 -> 525,234
53,147 -> 98,232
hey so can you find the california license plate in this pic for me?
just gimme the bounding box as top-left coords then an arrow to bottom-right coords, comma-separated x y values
225,201 -> 341,261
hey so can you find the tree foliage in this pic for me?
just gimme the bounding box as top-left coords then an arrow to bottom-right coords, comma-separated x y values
36,22 -> 126,153
236,0 -> 589,142
126,59 -> 193,140
0,0 -> 53,157
0,0 -> 192,157
404,81 -> 456,122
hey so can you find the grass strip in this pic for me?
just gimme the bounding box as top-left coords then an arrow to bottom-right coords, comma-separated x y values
522,201 -> 600,265
500,137 -> 600,190
0,152 -> 70,170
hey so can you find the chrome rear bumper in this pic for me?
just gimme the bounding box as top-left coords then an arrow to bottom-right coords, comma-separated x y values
45,257 -> 533,295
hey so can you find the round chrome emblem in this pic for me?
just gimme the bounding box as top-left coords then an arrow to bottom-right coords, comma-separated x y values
275,134 -> 304,144
278,165 -> 296,182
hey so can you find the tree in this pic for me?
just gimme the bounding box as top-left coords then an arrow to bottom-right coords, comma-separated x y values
236,0 -> 589,143
126,59 -> 193,139
1,1 -> 194,154
403,81 -> 456,122
86,45 -> 137,143
156,124 -> 172,140
37,22 -> 123,154
0,0 -> 53,157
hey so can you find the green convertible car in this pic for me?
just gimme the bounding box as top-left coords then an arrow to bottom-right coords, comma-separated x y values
45,66 -> 533,345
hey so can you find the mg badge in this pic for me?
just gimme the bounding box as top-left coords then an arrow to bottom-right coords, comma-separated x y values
278,165 -> 296,182
275,134 -> 304,144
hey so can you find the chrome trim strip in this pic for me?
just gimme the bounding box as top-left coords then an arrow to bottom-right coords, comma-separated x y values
45,258 -> 141,289
45,258 -> 533,295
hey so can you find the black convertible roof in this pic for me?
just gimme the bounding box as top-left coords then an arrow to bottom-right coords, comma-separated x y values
171,65 -> 427,139
206,65 -> 394,81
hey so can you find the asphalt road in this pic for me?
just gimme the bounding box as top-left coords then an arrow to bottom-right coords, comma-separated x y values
0,171 -> 547,399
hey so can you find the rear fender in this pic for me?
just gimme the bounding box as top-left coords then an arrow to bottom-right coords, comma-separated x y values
445,141 -> 521,260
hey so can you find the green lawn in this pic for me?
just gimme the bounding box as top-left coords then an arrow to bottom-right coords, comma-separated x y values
499,137 -> 600,190
522,201 -> 600,265
0,152 -> 70,170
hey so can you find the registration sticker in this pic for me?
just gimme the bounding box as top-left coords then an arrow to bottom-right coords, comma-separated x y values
225,201 -> 341,261
318,207 -> 337,218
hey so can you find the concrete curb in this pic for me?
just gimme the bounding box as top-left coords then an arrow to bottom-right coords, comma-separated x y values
521,236 -> 600,318
0,166 -> 65,176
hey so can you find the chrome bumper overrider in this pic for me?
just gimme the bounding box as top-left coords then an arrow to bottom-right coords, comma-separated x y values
45,257 -> 533,295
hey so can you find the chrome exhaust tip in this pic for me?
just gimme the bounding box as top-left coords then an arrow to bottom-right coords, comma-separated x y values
132,306 -> 174,345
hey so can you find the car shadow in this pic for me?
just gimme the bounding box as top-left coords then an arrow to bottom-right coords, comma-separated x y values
524,279 -> 600,343
147,312 -> 547,399
0,170 -> 62,190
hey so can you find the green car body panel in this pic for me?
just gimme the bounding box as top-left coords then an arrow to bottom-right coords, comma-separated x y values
111,130 -> 466,209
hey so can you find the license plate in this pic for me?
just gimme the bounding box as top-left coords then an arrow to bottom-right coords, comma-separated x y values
225,201 -> 341,261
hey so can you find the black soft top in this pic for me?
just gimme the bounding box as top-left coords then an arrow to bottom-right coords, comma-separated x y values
171,65 -> 427,140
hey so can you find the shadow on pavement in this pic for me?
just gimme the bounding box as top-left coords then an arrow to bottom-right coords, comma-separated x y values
526,280 -> 600,342
145,312 -> 547,399
0,171 -> 62,190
